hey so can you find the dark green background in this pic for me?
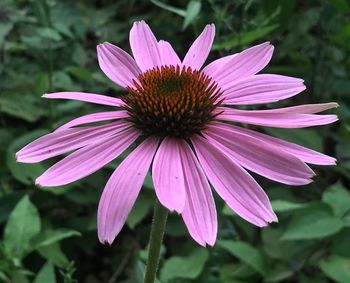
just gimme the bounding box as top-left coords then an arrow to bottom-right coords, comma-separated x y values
0,0 -> 349,282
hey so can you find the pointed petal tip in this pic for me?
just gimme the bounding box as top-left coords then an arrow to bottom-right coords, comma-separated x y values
206,237 -> 217,247
98,236 -> 114,246
35,178 -> 44,188
133,20 -> 146,27
158,198 -> 185,214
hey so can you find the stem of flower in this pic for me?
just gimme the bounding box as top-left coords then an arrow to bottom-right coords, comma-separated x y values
144,200 -> 168,283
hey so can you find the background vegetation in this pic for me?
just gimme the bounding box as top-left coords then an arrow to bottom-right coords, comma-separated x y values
0,0 -> 349,282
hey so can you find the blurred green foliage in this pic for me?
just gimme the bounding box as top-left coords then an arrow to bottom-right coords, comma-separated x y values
0,0 -> 349,282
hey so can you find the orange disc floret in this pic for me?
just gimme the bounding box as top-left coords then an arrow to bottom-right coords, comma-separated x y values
122,65 -> 223,138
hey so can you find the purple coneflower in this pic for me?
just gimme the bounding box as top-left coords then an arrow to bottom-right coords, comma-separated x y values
16,21 -> 337,246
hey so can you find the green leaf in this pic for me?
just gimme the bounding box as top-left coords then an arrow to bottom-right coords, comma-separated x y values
160,249 -> 209,282
213,25 -> 278,50
328,0 -> 350,13
150,0 -> 186,16
0,191 -> 24,224
4,195 -> 41,259
37,27 -> 62,41
37,243 -> 69,268
0,95 -> 47,122
217,240 -> 266,275
322,182 -> 350,217
281,203 -> 344,240
331,228 -> 350,257
126,193 -> 153,229
33,262 -> 56,283
182,1 -> 201,30
319,255 -> 350,283
0,22 -> 13,45
32,229 -> 81,249
265,264 -> 294,282
271,200 -> 308,212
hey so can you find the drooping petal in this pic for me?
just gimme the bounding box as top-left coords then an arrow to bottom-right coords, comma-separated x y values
97,42 -> 141,88
16,121 -> 129,163
257,102 -> 339,114
35,127 -> 140,187
43,92 -> 123,107
152,137 -> 186,213
191,135 -> 277,226
204,42 -> 274,88
158,40 -> 181,67
209,122 -> 336,165
182,24 -> 215,70
55,111 -> 129,131
204,124 -> 315,185
178,140 -> 217,246
98,136 -> 159,244
216,107 -> 338,128
222,74 -> 306,105
129,20 -> 162,72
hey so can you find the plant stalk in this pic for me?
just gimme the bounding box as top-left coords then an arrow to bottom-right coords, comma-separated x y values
144,200 -> 168,283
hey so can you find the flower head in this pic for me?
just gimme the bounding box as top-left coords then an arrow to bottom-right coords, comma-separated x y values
16,21 -> 338,246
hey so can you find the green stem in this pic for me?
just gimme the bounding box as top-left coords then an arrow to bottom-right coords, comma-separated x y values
144,200 -> 168,283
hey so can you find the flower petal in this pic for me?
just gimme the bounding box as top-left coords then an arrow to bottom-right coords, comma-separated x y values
130,20 -> 162,72
202,54 -> 237,76
35,127 -> 139,187
152,137 -> 186,213
16,121 -> 129,163
98,136 -> 159,244
55,111 -> 129,131
97,42 -> 141,88
204,124 -> 315,185
209,122 -> 336,165
182,24 -> 215,70
191,135 -> 277,226
216,107 -> 338,128
204,42 -> 274,88
222,74 -> 306,105
259,103 -> 339,114
178,140 -> 217,246
43,92 -> 123,107
158,40 -> 181,67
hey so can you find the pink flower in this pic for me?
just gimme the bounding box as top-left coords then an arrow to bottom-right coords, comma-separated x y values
16,21 -> 338,246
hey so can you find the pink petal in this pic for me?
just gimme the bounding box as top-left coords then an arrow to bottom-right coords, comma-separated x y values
55,110 -> 129,131
152,137 -> 186,213
35,127 -> 140,187
16,121 -> 129,163
209,122 -> 336,165
98,136 -> 159,244
204,124 -> 315,185
216,107 -> 338,128
222,74 -> 306,105
97,42 -> 141,88
258,103 -> 339,114
129,20 -> 162,72
204,42 -> 274,88
191,135 -> 277,226
178,140 -> 217,246
202,54 -> 237,76
43,92 -> 123,107
182,24 -> 215,70
158,40 -> 181,67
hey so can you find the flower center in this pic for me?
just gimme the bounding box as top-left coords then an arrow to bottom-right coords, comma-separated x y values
121,65 -> 222,138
